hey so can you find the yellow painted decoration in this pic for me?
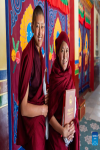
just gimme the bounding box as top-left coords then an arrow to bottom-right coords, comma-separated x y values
11,49 -> 16,62
79,56 -> 82,67
20,4 -> 33,51
53,18 -> 62,53
85,33 -> 88,54
79,28 -> 82,53
49,52 -> 52,61
85,54 -> 88,66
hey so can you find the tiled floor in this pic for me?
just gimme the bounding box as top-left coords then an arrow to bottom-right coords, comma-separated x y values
0,106 -> 9,150
85,84 -> 100,122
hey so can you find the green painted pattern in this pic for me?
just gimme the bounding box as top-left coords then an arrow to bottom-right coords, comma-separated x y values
79,9 -> 84,18
0,93 -> 8,107
60,0 -> 68,6
75,69 -> 79,75
85,17 -> 90,24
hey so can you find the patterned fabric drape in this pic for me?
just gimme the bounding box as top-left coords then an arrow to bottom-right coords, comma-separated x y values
82,26 -> 90,91
78,6 -> 91,29
47,0 -> 69,14
47,2 -> 68,79
79,22 -> 90,93
79,23 -> 83,93
79,8 -> 84,25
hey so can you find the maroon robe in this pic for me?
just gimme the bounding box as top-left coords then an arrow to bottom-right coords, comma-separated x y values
48,31 -> 80,150
17,36 -> 46,150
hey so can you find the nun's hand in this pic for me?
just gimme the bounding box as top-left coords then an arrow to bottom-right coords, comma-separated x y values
67,121 -> 75,141
42,105 -> 48,117
62,122 -> 75,140
45,89 -> 49,105
62,124 -> 69,138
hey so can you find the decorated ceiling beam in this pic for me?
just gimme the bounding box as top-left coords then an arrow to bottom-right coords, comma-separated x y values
85,0 -> 93,8
79,4 -> 84,25
85,16 -> 91,29
79,0 -> 93,12
79,1 -> 91,29
47,0 -> 69,14
85,9 -> 90,19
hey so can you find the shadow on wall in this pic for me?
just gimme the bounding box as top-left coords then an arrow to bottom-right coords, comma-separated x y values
94,56 -> 100,90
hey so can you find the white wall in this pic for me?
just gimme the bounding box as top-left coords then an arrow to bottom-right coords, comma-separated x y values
99,14 -> 100,57
74,0 -> 79,61
0,1 -> 7,70
94,5 -> 100,57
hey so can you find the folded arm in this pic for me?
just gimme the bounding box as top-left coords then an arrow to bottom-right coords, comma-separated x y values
20,83 -> 48,117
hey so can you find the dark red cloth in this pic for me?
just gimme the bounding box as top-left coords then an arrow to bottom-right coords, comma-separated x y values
48,31 -> 80,150
28,43 -> 42,100
17,36 -> 46,150
55,31 -> 70,55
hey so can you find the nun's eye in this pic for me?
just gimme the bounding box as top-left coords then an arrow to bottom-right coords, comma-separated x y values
61,49 -> 64,52
66,48 -> 69,53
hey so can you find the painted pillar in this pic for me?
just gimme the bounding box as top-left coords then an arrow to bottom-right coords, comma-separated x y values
70,0 -> 75,85
90,5 -> 94,91
70,0 -> 79,99
74,0 -> 79,98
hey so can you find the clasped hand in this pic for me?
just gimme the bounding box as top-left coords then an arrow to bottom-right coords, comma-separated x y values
62,121 -> 75,141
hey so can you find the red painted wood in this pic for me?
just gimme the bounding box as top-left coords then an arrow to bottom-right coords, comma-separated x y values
70,0 -> 75,85
75,75 -> 79,99
90,6 -> 94,91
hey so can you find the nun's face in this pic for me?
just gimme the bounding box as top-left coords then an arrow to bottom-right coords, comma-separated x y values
57,41 -> 69,71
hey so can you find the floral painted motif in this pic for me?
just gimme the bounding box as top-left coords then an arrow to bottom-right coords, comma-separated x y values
49,45 -> 55,68
53,18 -> 62,53
11,37 -> 20,73
20,4 -> 33,51
10,0 -> 25,35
